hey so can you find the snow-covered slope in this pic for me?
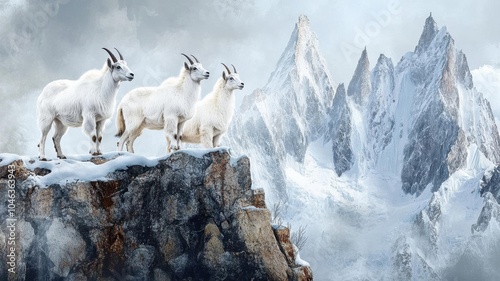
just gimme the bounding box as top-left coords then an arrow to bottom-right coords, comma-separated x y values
227,15 -> 500,280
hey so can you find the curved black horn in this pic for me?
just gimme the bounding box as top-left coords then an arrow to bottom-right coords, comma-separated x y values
181,53 -> 194,65
114,48 -> 124,60
102,48 -> 117,63
190,54 -> 199,63
231,64 -> 237,74
221,63 -> 231,74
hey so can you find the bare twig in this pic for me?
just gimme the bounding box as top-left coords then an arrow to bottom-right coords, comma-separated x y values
291,224 -> 308,251
270,201 -> 285,227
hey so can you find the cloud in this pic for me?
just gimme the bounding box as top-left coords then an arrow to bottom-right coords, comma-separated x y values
472,65 -> 500,128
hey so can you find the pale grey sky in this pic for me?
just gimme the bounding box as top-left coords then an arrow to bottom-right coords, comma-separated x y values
1,0 -> 499,155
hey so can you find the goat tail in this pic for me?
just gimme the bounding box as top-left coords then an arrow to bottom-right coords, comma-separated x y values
115,107 -> 126,137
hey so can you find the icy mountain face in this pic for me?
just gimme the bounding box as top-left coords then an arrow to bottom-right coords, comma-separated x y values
326,83 -> 353,176
368,54 -> 396,163
400,28 -> 463,195
227,15 -> 334,200
396,15 -> 500,195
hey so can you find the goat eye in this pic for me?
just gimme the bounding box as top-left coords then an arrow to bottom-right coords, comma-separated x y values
116,66 -> 121,70
230,77 -> 234,80
192,67 -> 197,70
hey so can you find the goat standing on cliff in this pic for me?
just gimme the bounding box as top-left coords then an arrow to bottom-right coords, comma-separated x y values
182,63 -> 244,148
36,48 -> 134,160
116,54 -> 209,153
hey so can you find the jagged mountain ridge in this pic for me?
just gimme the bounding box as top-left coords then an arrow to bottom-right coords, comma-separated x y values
333,14 -> 500,195
227,14 -> 500,280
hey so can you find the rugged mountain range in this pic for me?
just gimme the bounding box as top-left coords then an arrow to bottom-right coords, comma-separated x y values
227,14 -> 500,280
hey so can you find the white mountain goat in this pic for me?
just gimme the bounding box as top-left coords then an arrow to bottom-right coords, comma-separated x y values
182,63 -> 244,148
115,54 -> 210,153
36,48 -> 134,160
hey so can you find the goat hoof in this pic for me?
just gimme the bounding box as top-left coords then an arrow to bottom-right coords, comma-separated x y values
91,152 -> 102,156
57,155 -> 67,159
39,157 -> 48,161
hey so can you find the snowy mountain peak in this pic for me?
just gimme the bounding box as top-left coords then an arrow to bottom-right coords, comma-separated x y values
415,13 -> 439,54
375,54 -> 392,70
293,15 -> 313,58
347,48 -> 371,105
297,14 -> 310,29
227,15 -> 335,201
397,16 -> 500,196
267,15 -> 331,92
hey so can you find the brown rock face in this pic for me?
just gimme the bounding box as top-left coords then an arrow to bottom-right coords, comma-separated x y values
0,149 -> 313,280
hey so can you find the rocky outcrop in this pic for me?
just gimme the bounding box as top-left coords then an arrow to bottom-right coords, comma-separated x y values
0,149 -> 312,280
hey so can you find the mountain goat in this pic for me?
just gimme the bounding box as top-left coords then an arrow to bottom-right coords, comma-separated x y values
182,63 -> 244,147
116,54 -> 210,153
36,48 -> 134,160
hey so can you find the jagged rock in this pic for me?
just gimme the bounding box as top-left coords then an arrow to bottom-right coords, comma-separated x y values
347,48 -> 371,106
472,192 -> 500,233
326,83 -> 353,176
272,226 -> 312,281
273,226 -> 295,266
0,149 -> 312,280
481,164 -> 500,203
476,164 -> 500,233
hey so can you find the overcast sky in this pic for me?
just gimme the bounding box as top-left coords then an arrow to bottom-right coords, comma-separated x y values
1,0 -> 500,156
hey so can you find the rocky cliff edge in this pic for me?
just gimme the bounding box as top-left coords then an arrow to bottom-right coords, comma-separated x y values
0,149 -> 312,281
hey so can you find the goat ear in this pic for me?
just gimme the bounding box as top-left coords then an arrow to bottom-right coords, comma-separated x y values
222,71 -> 226,81
184,62 -> 190,71
107,58 -> 112,69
